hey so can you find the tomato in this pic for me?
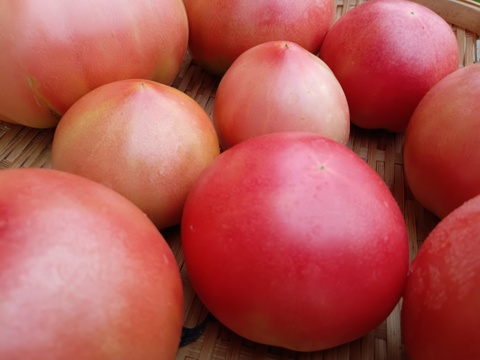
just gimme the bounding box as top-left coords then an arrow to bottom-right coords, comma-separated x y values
212,41 -> 350,149
0,0 -> 188,128
318,0 -> 458,132
181,132 -> 409,352
51,79 -> 220,230
183,0 -> 335,76
401,194 -> 480,359
403,63 -> 480,219
0,168 -> 183,360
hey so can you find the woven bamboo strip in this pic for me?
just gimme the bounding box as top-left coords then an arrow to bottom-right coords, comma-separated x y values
413,0 -> 480,34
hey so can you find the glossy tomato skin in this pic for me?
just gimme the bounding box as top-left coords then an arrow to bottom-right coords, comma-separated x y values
213,41 -> 350,149
181,132 -> 409,351
319,0 -> 458,132
0,0 -> 188,128
183,0 -> 335,76
404,63 -> 480,219
401,194 -> 480,359
51,79 -> 220,230
0,168 -> 183,360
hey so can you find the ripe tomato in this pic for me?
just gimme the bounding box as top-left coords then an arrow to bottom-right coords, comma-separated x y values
404,63 -> 480,219
183,0 -> 335,76
213,41 -> 350,149
401,194 -> 480,360
318,0 -> 458,132
0,0 -> 188,128
51,79 -> 220,230
0,168 -> 183,360
181,132 -> 409,352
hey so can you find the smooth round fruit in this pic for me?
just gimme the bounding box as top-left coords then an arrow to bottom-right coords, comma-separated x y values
0,0 -> 188,128
51,79 -> 220,230
183,0 -> 335,76
401,194 -> 480,360
319,0 -> 459,132
0,168 -> 183,360
213,41 -> 350,149
181,132 -> 409,352
404,63 -> 480,219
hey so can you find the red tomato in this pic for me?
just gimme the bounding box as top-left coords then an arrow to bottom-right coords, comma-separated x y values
183,0 -> 335,76
181,132 -> 409,352
213,41 -> 350,149
51,79 -> 220,230
0,168 -> 183,360
0,0 -> 188,128
403,63 -> 480,219
319,0 -> 458,132
401,194 -> 480,359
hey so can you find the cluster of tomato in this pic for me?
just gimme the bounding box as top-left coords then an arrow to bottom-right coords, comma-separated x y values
0,0 -> 479,359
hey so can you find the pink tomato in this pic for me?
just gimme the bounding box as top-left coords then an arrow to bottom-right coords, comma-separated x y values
213,41 -> 350,149
319,0 -> 459,132
0,0 -> 188,128
404,63 -> 480,219
0,168 -> 183,360
51,79 -> 220,230
181,132 -> 409,351
183,0 -> 335,76
401,194 -> 480,360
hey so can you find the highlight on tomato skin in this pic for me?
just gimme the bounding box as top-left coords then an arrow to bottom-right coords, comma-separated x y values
181,131 -> 409,352
318,0 -> 459,132
50,79 -> 220,231
0,0 -> 189,128
183,0 -> 335,76
0,167 -> 184,360
212,40 -> 350,150
401,193 -> 480,360
403,63 -> 480,220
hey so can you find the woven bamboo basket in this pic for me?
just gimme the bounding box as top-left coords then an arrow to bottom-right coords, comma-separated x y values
0,0 -> 479,359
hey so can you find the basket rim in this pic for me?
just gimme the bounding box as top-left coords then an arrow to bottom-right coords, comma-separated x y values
410,0 -> 480,34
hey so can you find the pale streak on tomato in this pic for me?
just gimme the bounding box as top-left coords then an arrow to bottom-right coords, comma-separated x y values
25,76 -> 62,120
